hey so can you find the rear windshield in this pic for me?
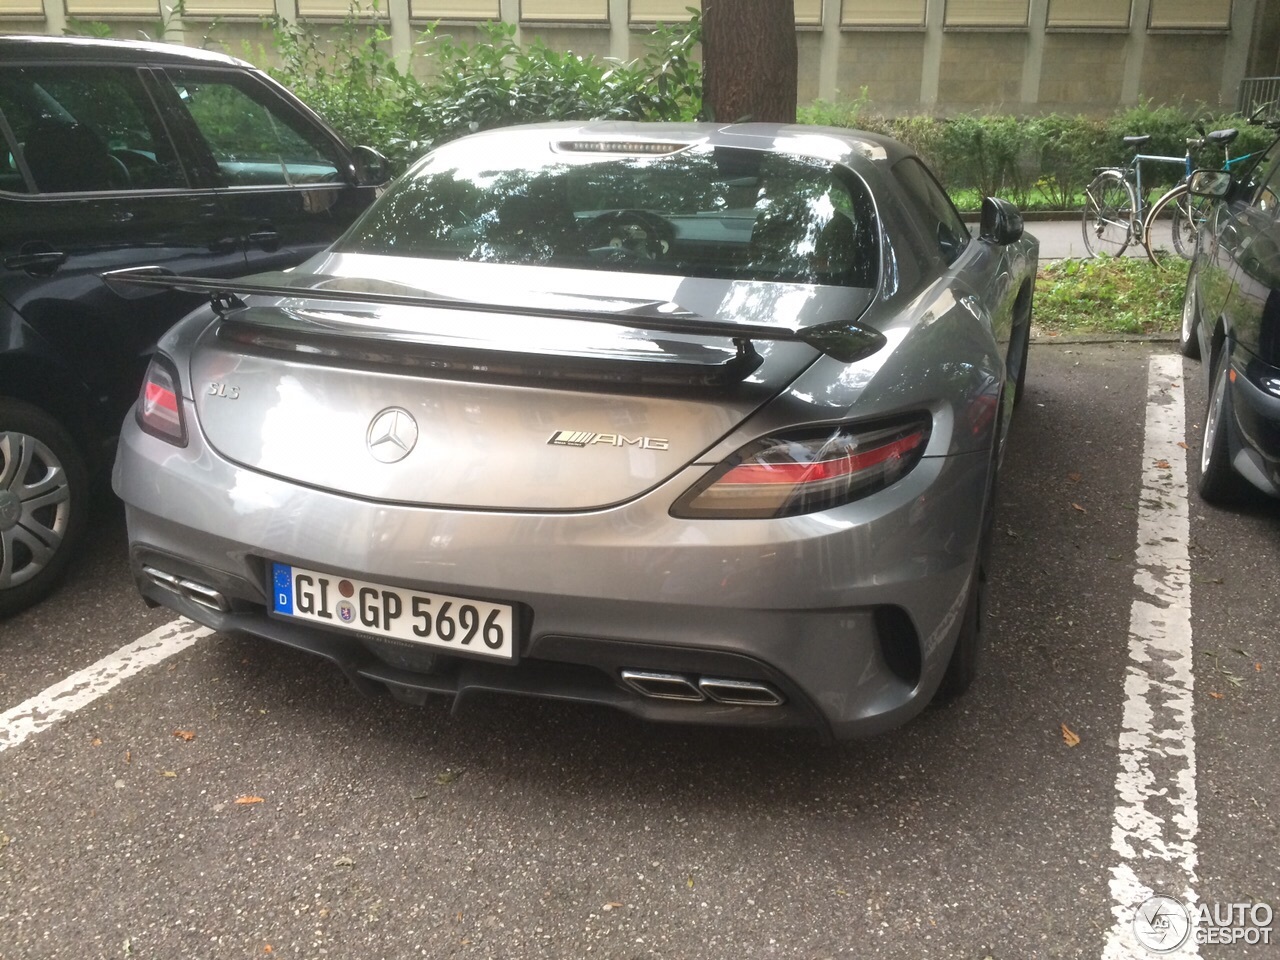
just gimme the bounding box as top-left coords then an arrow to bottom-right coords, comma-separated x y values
338,140 -> 879,287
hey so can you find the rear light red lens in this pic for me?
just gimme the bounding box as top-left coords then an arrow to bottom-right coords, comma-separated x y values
136,355 -> 187,446
672,416 -> 930,519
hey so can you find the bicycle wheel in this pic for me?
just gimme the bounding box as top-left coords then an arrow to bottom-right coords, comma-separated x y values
1144,184 -> 1206,266
1081,170 -> 1135,257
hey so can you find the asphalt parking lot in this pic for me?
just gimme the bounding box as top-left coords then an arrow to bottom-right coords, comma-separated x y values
1,341 -> 1277,960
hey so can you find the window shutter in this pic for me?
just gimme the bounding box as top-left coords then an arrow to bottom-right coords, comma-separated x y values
63,0 -> 162,14
1148,0 -> 1231,29
841,0 -> 926,27
409,0 -> 501,16
1046,0 -> 1131,28
944,0 -> 1030,27
521,0 -> 608,20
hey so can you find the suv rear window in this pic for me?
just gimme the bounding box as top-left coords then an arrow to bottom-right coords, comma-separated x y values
339,140 -> 880,287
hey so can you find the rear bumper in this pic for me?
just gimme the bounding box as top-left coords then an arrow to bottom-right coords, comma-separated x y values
115,408 -> 991,741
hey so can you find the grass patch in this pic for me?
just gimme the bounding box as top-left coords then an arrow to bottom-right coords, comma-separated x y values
1035,256 -> 1188,335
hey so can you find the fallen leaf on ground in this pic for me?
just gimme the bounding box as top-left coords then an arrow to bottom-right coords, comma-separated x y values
687,877 -> 695,888
1061,723 -> 1081,747
334,856 -> 355,868
263,947 -> 273,955
1257,663 -> 1262,672
234,795 -> 264,805
91,738 -> 102,747
410,789 -> 430,800
173,730 -> 195,742
125,750 -> 131,764
1177,442 -> 1189,450
1154,459 -> 1170,469
602,902 -> 622,911
1209,692 -> 1224,699
1071,503 -> 1086,513
161,771 -> 177,778
435,770 -> 462,785
1067,472 -> 1082,483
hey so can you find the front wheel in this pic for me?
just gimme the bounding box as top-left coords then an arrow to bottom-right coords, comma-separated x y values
1144,184 -> 1205,267
1199,345 -> 1249,503
1179,264 -> 1202,359
1082,170 -> 1135,258
0,400 -> 89,618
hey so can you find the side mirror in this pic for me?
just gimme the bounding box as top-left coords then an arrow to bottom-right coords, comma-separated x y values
1188,169 -> 1231,199
352,145 -> 391,187
979,196 -> 1023,245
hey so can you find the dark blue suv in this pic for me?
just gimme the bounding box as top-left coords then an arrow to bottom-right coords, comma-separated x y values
1183,133 -> 1280,503
0,36 -> 387,616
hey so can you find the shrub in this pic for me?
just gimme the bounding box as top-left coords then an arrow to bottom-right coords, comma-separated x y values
261,5 -> 701,171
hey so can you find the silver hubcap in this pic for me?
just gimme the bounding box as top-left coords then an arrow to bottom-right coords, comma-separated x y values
0,431 -> 72,590
1203,357 -> 1229,475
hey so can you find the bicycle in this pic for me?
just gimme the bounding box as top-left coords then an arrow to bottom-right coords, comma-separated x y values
1143,129 -> 1249,263
1080,127 -> 1239,265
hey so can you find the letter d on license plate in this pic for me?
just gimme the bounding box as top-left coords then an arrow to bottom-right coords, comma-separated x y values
270,563 -> 515,660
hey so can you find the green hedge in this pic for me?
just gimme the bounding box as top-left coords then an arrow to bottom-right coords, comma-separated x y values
261,11 -> 701,171
801,97 -> 1274,210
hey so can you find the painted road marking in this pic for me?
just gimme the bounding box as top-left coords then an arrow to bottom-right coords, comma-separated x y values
1103,355 -> 1199,958
0,618 -> 211,755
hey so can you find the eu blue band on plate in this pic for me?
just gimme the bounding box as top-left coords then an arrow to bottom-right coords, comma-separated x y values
272,563 -> 294,614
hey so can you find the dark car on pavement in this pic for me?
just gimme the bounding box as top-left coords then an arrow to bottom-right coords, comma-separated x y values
1182,135 -> 1280,502
0,35 -> 388,616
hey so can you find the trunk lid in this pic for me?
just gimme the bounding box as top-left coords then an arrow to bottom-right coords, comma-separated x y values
188,255 -> 874,510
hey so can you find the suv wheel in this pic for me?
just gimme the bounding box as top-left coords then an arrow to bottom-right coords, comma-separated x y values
0,400 -> 88,617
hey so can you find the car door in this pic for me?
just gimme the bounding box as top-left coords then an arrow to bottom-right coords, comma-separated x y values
1218,150 -> 1280,365
1200,142 -> 1280,340
0,61 -> 248,434
151,66 -> 375,273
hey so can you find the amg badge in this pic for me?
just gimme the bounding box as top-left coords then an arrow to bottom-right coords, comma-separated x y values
548,430 -> 670,451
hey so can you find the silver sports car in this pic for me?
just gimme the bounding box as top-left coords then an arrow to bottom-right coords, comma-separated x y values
111,122 -> 1037,740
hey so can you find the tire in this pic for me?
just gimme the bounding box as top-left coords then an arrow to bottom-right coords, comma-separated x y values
1009,297 -> 1032,407
0,400 -> 89,618
1179,264 -> 1202,360
1198,344 -> 1249,504
1144,184 -> 1204,268
1081,170 -> 1135,258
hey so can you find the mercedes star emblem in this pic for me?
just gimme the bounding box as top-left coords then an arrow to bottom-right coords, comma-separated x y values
366,407 -> 418,463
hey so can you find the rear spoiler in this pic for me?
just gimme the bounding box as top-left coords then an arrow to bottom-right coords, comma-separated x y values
100,266 -> 886,364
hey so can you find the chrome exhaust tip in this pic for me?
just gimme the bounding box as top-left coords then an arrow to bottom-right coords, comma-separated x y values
698,677 -> 785,707
142,565 -> 230,613
620,670 -> 705,702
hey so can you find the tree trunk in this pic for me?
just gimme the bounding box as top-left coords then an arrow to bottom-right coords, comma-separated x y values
702,0 -> 798,124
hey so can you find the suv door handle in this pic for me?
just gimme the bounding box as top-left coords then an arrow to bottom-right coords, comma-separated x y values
247,229 -> 281,252
3,250 -> 68,276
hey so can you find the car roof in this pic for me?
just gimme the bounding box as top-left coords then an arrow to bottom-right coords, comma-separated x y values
451,120 -> 915,169
0,34 -> 252,69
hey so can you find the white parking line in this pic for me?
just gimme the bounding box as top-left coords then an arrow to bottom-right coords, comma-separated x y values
1103,355 -> 1199,958
0,617 -> 211,755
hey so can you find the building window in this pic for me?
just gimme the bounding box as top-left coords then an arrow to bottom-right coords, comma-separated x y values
182,0 -> 275,15
0,0 -> 44,14
841,0 -> 926,27
630,1 -> 817,25
1148,0 -> 1231,30
522,0 -> 608,20
63,0 -> 161,13
297,0 -> 389,15
409,0 -> 501,18
944,0 -> 1030,27
1046,0 -> 1131,29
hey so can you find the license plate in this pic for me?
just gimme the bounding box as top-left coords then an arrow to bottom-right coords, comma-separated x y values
270,563 -> 515,660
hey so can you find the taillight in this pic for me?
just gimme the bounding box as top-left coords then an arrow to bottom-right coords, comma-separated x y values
136,355 -> 187,446
672,416 -> 930,519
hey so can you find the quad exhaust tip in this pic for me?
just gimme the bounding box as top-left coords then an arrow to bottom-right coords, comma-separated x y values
143,565 -> 230,613
620,670 -> 784,707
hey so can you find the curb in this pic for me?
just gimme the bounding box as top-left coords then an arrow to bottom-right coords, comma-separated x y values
1031,331 -> 1179,345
